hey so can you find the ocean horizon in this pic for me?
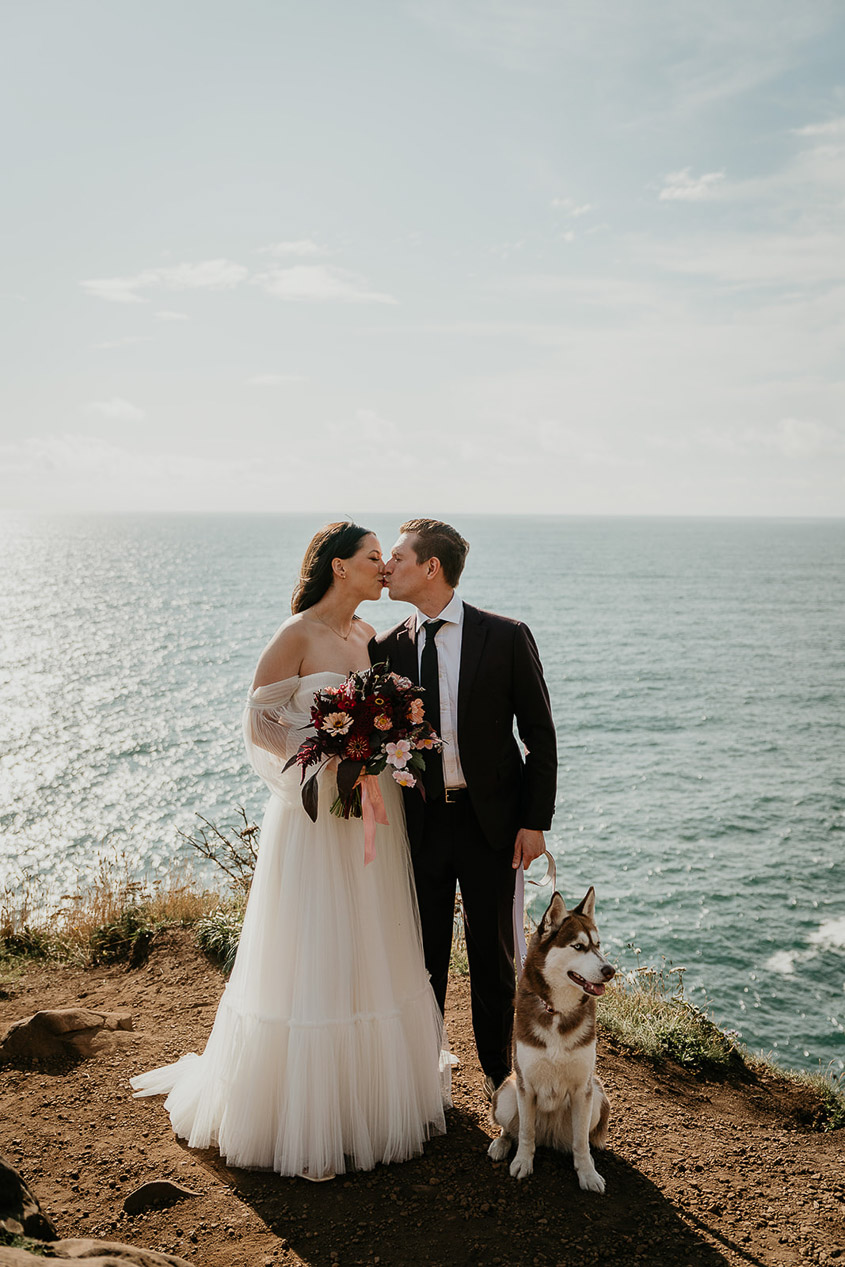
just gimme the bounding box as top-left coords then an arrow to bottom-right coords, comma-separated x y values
1,511 -> 843,1073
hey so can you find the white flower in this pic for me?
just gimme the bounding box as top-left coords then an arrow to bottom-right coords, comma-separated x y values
322,711 -> 353,736
392,767 -> 417,787
385,739 -> 412,768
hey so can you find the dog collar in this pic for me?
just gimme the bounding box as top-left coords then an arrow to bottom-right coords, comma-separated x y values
526,989 -> 557,1017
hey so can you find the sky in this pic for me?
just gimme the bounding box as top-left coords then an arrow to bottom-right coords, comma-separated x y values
2,0 -> 844,517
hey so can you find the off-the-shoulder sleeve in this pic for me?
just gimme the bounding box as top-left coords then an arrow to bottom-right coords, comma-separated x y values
243,676 -> 314,805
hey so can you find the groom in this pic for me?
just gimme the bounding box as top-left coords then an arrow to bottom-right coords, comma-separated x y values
373,518 -> 558,1097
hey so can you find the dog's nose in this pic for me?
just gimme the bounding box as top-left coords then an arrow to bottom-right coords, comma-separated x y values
601,964 -> 616,981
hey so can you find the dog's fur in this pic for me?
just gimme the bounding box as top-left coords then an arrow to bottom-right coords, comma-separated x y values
488,887 -> 614,1191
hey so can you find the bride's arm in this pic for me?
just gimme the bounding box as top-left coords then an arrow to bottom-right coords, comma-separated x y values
246,620 -> 310,761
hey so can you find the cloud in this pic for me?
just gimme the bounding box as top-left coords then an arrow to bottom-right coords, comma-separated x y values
769,417 -> 845,458
93,335 -> 151,350
410,1 -> 835,108
158,260 -> 248,289
252,265 -> 397,305
0,434 -> 140,477
246,373 -> 306,386
257,239 -> 328,258
83,397 -> 146,421
154,310 -> 189,322
82,275 -> 153,304
792,117 -> 845,138
659,168 -> 726,201
552,198 -> 593,217
81,259 -> 248,304
82,253 -> 395,308
638,117 -> 845,291
649,230 -> 845,286
322,409 -> 418,472
0,434 -> 275,498
648,414 -> 845,461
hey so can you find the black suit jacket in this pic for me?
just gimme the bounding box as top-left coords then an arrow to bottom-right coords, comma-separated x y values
370,603 -> 557,853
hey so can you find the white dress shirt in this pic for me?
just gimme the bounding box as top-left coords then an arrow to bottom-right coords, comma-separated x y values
414,591 -> 467,790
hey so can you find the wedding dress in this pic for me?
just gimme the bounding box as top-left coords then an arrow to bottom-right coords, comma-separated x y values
131,672 -> 448,1177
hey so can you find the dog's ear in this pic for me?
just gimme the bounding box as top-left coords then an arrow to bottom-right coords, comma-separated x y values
538,892 -> 568,939
572,887 -> 596,920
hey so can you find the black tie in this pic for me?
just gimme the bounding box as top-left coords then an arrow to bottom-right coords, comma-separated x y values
420,618 -> 446,799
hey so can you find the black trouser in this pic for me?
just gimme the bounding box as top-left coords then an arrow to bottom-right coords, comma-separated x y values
412,792 -> 516,1086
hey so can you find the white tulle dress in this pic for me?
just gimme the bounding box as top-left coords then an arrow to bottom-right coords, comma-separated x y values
131,672 -> 449,1177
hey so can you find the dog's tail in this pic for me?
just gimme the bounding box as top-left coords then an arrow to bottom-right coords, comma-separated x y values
590,1078 -> 610,1150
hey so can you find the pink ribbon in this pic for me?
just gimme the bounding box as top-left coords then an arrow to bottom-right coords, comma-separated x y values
359,775 -> 389,865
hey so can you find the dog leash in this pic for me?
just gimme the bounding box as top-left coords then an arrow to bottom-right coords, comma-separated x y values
513,849 -> 557,979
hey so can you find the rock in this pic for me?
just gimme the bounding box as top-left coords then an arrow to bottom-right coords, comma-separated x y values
0,1239 -> 194,1265
123,1180 -> 200,1215
0,1010 -> 133,1064
0,1155 -> 57,1241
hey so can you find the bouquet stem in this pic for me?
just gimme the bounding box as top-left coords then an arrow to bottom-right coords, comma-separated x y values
330,786 -> 363,820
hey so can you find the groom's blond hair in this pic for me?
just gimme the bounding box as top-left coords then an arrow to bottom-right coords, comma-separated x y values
400,519 -> 469,588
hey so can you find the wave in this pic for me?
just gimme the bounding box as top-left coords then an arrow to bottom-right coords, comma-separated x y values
808,916 -> 845,953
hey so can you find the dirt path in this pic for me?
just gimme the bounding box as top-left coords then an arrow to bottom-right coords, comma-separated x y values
1,928 -> 842,1266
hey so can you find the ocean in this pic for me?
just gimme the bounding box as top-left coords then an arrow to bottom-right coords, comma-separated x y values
1,512 -> 843,1073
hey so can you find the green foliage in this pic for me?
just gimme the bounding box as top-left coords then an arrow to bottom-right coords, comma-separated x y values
196,904 -> 245,975
598,950 -> 843,1131
599,950 -> 744,1076
88,905 -> 156,966
0,925 -> 52,960
764,1061 -> 845,1132
0,1230 -> 49,1254
813,1076 -> 845,1131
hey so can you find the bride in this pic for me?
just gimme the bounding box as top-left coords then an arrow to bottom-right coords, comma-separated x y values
131,522 -> 448,1179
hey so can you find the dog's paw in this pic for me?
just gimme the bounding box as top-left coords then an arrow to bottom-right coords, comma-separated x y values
487,1135 -> 511,1162
577,1166 -> 606,1194
509,1151 -> 534,1181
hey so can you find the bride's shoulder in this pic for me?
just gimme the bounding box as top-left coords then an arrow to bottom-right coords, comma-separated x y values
354,616 -> 376,640
252,616 -> 309,689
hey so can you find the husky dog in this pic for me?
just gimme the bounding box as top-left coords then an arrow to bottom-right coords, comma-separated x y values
488,887 -> 614,1192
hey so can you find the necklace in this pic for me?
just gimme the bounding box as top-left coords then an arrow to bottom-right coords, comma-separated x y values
310,613 -> 355,642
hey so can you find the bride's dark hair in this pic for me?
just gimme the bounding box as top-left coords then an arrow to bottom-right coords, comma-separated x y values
291,521 -> 372,614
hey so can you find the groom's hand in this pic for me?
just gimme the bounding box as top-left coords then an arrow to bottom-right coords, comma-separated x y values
512,828 -> 545,870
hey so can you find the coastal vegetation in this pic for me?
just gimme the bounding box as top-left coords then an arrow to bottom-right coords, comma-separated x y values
2,813 -> 843,1131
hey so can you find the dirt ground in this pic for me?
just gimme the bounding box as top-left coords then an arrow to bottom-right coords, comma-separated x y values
0,927 -> 843,1267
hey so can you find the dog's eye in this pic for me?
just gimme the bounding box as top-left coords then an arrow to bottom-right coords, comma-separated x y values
573,943 -> 585,952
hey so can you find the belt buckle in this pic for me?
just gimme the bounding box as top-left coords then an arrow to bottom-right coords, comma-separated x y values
444,787 -> 462,805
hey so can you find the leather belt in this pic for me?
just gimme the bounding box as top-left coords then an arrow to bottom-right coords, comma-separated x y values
443,787 -> 468,805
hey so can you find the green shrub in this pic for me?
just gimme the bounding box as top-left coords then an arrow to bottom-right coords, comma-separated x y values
88,906 -> 155,966
0,1230 -> 48,1254
196,905 -> 245,974
0,926 -> 52,960
756,1060 -> 845,1132
599,953 -> 744,1076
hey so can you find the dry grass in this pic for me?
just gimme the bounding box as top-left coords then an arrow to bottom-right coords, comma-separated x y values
1,849 -> 222,964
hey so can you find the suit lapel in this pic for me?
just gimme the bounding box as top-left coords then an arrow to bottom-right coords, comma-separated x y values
458,603 -> 487,735
390,615 -> 419,684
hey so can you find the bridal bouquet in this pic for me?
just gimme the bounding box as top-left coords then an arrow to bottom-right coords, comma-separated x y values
284,663 -> 442,857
